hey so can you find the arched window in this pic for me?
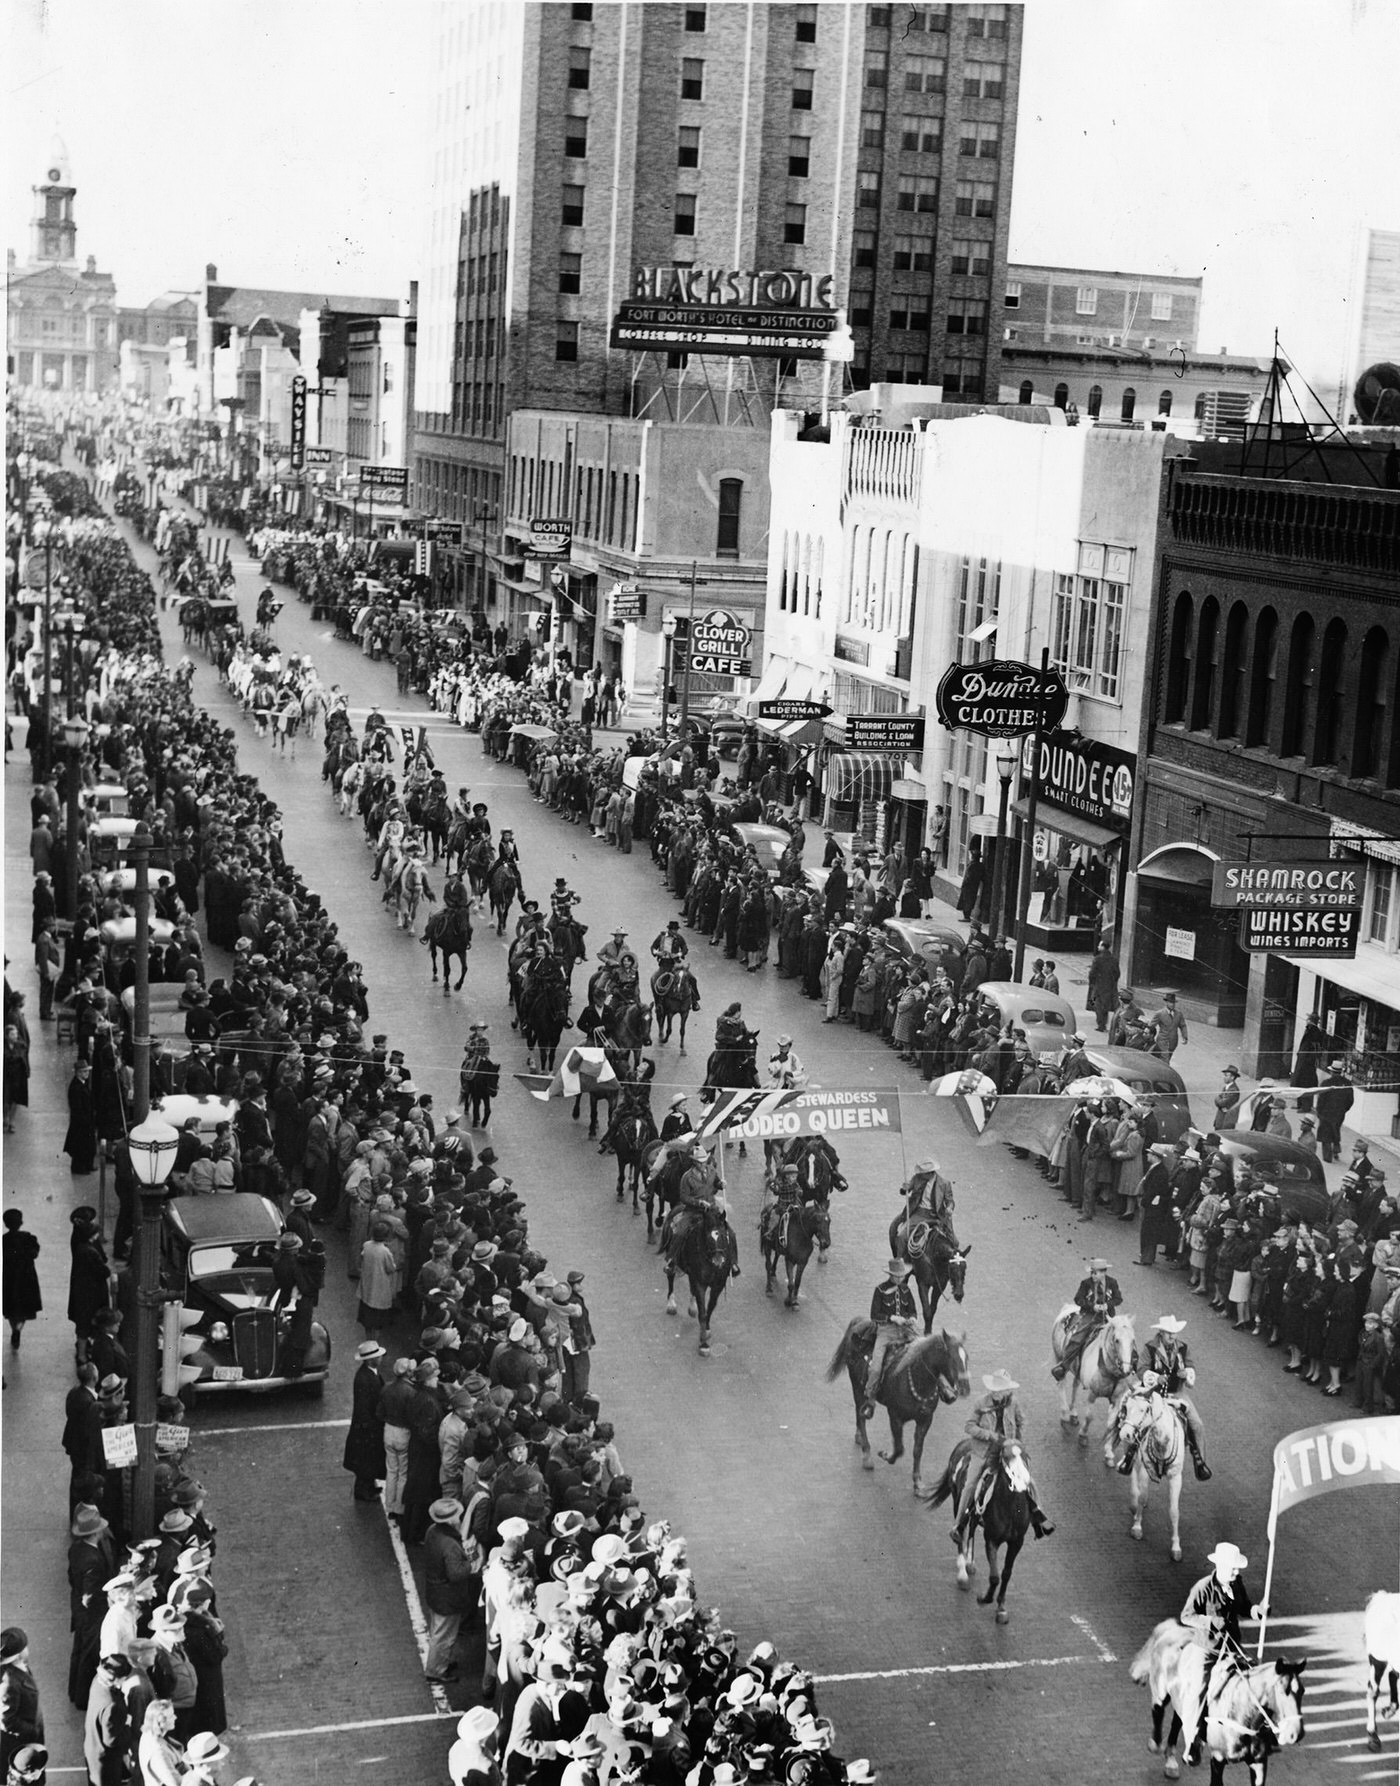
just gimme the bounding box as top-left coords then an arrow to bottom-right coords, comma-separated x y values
1193,392 -> 1207,423
801,534 -> 813,615
778,533 -> 790,611
1190,596 -> 1219,731
1245,607 -> 1278,748
1121,387 -> 1137,422
1018,380 -> 1034,405
1280,613 -> 1315,757
1352,626 -> 1390,779
1218,601 -> 1249,738
844,526 -> 862,625
814,539 -> 824,619
1087,384 -> 1102,418
1053,382 -> 1068,410
1312,619 -> 1347,766
1164,590 -> 1193,723
1158,389 -> 1173,416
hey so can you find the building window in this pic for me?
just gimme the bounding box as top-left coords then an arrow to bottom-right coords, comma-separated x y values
963,58 -> 1005,99
1158,389 -> 1173,415
1245,606 -> 1278,748
954,180 -> 995,217
717,478 -> 742,555
795,2 -> 818,41
851,306 -> 872,326
892,234 -> 932,272
1151,291 -> 1173,321
571,2 -> 592,16
852,231 -> 878,271
1004,279 -> 1021,307
897,175 -> 939,212
1368,866 -> 1395,945
1018,380 -> 1033,403
888,298 -> 928,331
961,121 -> 1001,158
789,135 -> 811,176
947,299 -> 987,336
901,114 -> 941,153
793,70 -> 814,108
678,126 -> 701,168
865,50 -> 888,87
782,202 -> 806,245
1352,625 -> 1391,779
685,5 -> 706,28
1087,383 -> 1103,418
1049,544 -> 1131,702
674,194 -> 697,235
565,118 -> 588,158
857,172 -> 881,209
1052,381 -> 1068,410
558,253 -> 582,295
867,4 -> 891,24
568,46 -> 591,88
556,322 -> 579,362
908,3 -> 949,28
1076,287 -> 1098,315
905,55 -> 945,93
562,184 -> 585,225
861,110 -> 886,148
966,2 -> 1007,34
666,349 -> 690,370
950,239 -> 990,276
681,57 -> 704,99
1120,386 -> 1136,421
886,353 -> 925,383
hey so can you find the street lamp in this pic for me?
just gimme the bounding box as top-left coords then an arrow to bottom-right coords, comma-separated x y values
31,516 -> 58,783
127,1112 -> 180,1540
60,712 -> 90,920
989,739 -> 1018,942
52,603 -> 86,717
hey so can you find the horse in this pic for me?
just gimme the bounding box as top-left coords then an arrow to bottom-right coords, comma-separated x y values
519,960 -> 570,1074
781,1137 -> 845,1264
606,999 -> 654,1072
888,1211 -> 971,1334
1051,1306 -> 1137,1448
664,1205 -> 739,1356
422,903 -> 472,992
611,1110 -> 657,1208
389,857 -> 434,935
1130,1620 -> 1307,1783
651,965 -> 699,1054
824,1323 -> 972,1496
702,1034 -> 760,1161
462,832 -> 494,891
927,1437 -> 1034,1623
488,859 -> 522,935
761,1200 -> 830,1309
640,1139 -> 682,1244
1105,1385 -> 1187,1561
547,913 -> 589,986
1364,1590 -> 1400,1753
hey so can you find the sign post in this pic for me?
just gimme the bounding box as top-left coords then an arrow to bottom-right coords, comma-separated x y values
1012,649 -> 1053,981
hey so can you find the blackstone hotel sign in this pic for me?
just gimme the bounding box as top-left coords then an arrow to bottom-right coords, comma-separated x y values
611,266 -> 840,360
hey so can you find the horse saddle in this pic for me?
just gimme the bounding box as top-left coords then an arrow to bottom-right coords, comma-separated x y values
762,1205 -> 792,1251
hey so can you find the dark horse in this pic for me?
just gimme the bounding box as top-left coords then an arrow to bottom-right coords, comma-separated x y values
781,1137 -> 845,1265
488,859 -> 523,934
422,903 -> 472,992
928,1437 -> 1032,1622
702,1031 -> 760,1160
664,1206 -> 740,1356
612,1109 -> 657,1209
762,1201 -> 830,1309
651,966 -> 700,1054
640,1139 -> 681,1243
519,957 -> 569,1073
887,1210 -> 972,1334
825,1323 -> 971,1495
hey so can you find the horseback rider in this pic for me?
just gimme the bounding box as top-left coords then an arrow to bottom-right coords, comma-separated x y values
767,1035 -> 807,1090
864,1259 -> 919,1413
662,1143 -> 722,1262
1179,1541 -> 1267,1766
1051,1259 -> 1123,1381
598,926 -> 631,967
550,876 -> 580,921
949,1371 -> 1055,1547
371,805 -> 408,882
761,1163 -> 806,1254
651,920 -> 689,965
715,1001 -> 756,1055
442,865 -> 470,913
898,1156 -> 955,1256
598,1060 -> 656,1155
660,1093 -> 694,1142
1120,1315 -> 1212,1481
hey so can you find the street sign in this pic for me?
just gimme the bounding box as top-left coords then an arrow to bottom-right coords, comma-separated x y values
759,699 -> 833,722
1238,908 -> 1361,956
1212,861 -> 1363,910
425,519 -> 463,545
304,445 -> 335,467
847,713 -> 926,754
687,608 -> 752,676
610,582 -> 646,621
524,518 -> 572,557
360,464 -> 409,489
935,659 -> 1070,739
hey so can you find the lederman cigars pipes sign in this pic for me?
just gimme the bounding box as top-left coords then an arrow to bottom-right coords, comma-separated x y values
610,266 -> 840,361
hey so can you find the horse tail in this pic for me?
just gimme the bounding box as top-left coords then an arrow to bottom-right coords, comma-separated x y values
825,1319 -> 864,1383
1129,1621 -> 1183,1686
926,1454 -> 959,1510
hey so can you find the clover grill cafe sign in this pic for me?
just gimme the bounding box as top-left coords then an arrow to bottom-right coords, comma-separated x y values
935,660 -> 1070,740
610,266 -> 839,361
685,609 -> 752,677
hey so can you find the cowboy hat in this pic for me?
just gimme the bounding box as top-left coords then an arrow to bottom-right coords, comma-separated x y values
1207,1541 -> 1248,1571
1152,1316 -> 1187,1334
982,1370 -> 1019,1394
886,1259 -> 911,1278
456,1706 -> 499,1744
1089,1257 -> 1111,1272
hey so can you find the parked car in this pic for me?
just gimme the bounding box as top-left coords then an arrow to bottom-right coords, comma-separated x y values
153,1093 -> 241,1138
881,918 -> 967,968
1214,1132 -> 1331,1227
728,821 -> 793,879
708,716 -> 750,758
1073,1044 -> 1194,1142
161,1193 -> 331,1399
89,816 -> 142,869
974,980 -> 1080,1059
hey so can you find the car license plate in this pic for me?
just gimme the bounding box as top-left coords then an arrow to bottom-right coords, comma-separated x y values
212,1365 -> 244,1382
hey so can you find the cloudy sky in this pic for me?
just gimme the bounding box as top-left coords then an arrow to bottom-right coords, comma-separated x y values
7,0 -> 1397,402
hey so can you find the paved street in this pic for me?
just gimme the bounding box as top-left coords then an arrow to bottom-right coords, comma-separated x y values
3,485 -> 1395,1784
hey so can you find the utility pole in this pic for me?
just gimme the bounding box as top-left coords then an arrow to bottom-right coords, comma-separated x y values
677,560 -> 699,739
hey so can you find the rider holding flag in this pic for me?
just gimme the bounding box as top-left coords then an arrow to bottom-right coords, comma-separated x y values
949,1371 -> 1055,1548
1179,1541 -> 1267,1766
1120,1315 -> 1212,1481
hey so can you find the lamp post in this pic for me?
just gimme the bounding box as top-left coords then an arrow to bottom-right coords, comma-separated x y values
989,740 -> 1018,941
126,1112 -> 180,1540
60,712 -> 90,921
472,502 -> 497,619
15,450 -> 33,545
34,517 -> 58,784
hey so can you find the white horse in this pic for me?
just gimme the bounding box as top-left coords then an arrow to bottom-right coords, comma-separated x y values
1365,1589 -> 1400,1753
1106,1385 -> 1186,1561
1130,1619 -> 1306,1782
390,856 -> 435,934
1051,1306 -> 1136,1447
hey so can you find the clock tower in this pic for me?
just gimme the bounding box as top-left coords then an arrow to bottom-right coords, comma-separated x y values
31,139 -> 77,264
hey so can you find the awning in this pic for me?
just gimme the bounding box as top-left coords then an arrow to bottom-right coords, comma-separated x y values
509,723 -> 558,744
890,777 -> 927,802
1135,843 -> 1218,886
1279,947 -> 1400,1014
828,751 -> 894,806
1012,797 -> 1119,851
743,656 -> 790,716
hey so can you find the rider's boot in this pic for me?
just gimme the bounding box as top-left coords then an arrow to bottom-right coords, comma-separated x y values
861,1355 -> 884,1421
1026,1490 -> 1055,1540
1116,1438 -> 1139,1476
1186,1432 -> 1213,1482
1050,1360 -> 1068,1382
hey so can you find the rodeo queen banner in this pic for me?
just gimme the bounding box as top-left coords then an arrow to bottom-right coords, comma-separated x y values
1255,1416 -> 1400,1656
698,1086 -> 903,1143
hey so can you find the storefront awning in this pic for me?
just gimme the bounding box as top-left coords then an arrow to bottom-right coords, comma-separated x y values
890,777 -> 927,802
749,657 -> 790,705
1135,843 -> 1218,886
1279,948 -> 1400,1014
1012,798 -> 1119,851
828,751 -> 894,806
510,723 -> 558,744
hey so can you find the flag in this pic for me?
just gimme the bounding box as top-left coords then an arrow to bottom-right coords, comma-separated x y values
1268,1415 -> 1400,1527
976,1094 -> 1077,1157
696,1087 -> 799,1141
517,1046 -> 619,1104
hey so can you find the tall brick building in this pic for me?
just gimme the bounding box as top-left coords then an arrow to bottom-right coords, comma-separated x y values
413,1 -> 1024,603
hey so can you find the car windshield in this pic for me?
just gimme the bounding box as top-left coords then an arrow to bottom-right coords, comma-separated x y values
189,1240 -> 278,1280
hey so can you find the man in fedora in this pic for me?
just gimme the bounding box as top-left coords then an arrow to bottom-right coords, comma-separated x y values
68,1502 -> 116,1707
1314,1060 -> 1354,1162
343,1340 -> 387,1501
423,1498 -> 476,1683
864,1259 -> 918,1414
1179,1540 -> 1270,1765
949,1371 -> 1054,1549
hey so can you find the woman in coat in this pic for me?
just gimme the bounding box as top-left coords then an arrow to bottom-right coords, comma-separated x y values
851,955 -> 880,1032
1136,1145 -> 1177,1266
1110,1114 -> 1146,1221
64,1060 -> 99,1174
1320,1256 -> 1362,1395
357,1220 -> 399,1337
3,1022 -> 29,1134
2,1210 -> 42,1346
68,1215 -> 110,1359
1299,1252 -> 1336,1383
738,883 -> 768,972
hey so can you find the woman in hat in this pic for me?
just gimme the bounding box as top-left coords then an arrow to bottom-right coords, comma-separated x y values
2,1211 -> 42,1349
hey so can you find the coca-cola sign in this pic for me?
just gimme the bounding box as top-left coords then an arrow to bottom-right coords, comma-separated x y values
934,659 -> 1069,739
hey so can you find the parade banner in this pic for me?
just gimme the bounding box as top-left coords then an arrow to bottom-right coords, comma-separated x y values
975,1094 -> 1077,1157
1268,1416 -> 1400,1524
708,1086 -> 903,1142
